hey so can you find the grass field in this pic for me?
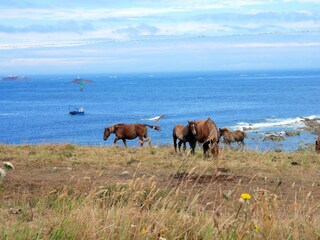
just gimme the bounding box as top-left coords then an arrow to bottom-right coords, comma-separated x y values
0,144 -> 320,239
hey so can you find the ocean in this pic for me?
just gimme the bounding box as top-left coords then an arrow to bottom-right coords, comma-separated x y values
1,70 -> 319,151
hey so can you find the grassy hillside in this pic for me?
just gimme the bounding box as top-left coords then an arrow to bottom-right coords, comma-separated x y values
0,144 -> 320,239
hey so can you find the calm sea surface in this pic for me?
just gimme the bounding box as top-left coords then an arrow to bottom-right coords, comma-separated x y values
1,70 -> 319,151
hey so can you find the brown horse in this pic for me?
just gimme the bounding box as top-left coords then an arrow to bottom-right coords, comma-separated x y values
219,128 -> 248,147
172,124 -> 196,154
103,123 -> 160,147
188,118 -> 219,158
316,136 -> 320,153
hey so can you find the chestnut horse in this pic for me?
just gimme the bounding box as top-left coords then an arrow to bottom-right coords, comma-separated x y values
316,136 -> 320,153
219,128 -> 248,147
103,123 -> 160,147
172,124 -> 196,154
188,118 -> 219,158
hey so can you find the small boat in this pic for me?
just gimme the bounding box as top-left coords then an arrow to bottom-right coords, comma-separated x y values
69,105 -> 84,115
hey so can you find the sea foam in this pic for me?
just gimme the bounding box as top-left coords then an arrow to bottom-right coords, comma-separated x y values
234,115 -> 319,131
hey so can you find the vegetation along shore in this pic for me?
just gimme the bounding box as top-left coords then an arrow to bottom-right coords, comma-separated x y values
1,144 -> 320,239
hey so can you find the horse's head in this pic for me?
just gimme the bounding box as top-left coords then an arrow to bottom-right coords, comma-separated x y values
103,127 -> 111,141
188,121 -> 197,135
103,125 -> 116,141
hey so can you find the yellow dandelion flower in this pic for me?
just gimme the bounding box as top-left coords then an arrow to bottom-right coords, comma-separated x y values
140,228 -> 147,235
254,224 -> 259,231
241,193 -> 252,200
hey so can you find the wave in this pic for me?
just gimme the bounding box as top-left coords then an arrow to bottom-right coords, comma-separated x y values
233,115 -> 320,131
0,113 -> 19,116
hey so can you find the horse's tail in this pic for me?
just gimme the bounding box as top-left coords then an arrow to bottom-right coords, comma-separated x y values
144,124 -> 160,131
243,131 -> 248,138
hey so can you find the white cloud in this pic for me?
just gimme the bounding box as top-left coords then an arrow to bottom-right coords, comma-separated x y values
0,7 -> 186,21
231,42 -> 320,47
0,0 -> 273,21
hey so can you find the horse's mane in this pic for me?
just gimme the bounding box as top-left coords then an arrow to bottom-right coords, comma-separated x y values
220,128 -> 230,133
205,118 -> 219,142
114,123 -> 125,127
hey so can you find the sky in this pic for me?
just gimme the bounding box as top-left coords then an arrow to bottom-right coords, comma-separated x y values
0,0 -> 320,74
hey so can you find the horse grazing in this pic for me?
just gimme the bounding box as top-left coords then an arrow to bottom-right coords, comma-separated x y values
172,124 -> 196,154
316,136 -> 320,153
219,128 -> 248,147
103,123 -> 160,147
188,118 -> 219,158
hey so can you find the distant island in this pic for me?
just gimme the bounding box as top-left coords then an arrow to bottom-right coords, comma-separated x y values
2,75 -> 29,81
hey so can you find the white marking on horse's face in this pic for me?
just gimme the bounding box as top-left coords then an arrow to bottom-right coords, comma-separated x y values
190,123 -> 197,135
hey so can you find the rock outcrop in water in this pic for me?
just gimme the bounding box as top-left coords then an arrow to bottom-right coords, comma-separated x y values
300,118 -> 320,135
284,131 -> 300,136
263,132 -> 285,142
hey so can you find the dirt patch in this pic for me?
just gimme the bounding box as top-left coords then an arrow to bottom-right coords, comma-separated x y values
171,171 -> 244,184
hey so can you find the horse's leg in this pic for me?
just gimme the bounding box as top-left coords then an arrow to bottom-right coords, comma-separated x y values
183,141 -> 187,152
145,137 -> 151,146
190,140 -> 196,155
203,142 -> 210,158
144,132 -> 151,146
138,136 -> 144,147
113,136 -> 120,146
122,139 -> 127,147
178,140 -> 183,153
173,135 -> 178,152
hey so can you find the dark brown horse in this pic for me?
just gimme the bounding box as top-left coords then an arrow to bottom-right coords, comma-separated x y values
219,128 -> 248,147
103,123 -> 160,147
188,118 -> 219,158
172,124 -> 196,154
316,136 -> 320,153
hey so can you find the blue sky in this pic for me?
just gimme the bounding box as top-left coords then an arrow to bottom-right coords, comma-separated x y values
0,0 -> 320,74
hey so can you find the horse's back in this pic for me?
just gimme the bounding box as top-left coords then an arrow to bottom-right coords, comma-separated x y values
117,124 -> 147,139
196,118 -> 219,142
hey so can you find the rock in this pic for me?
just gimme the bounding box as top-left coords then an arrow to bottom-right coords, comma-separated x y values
263,132 -> 285,142
300,119 -> 320,135
120,171 -> 130,176
243,127 -> 257,131
284,131 -> 300,137
9,208 -> 22,214
291,161 -> 300,166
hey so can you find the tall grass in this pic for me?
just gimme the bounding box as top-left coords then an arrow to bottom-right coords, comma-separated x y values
1,172 -> 320,239
0,145 -> 320,239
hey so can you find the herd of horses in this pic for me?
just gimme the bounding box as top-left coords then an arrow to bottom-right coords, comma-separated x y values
103,118 -> 250,159
103,119 -> 320,157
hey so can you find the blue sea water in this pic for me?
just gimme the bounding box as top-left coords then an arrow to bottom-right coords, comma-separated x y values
0,70 -> 319,151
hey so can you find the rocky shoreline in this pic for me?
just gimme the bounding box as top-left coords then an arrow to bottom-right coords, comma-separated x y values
255,118 -> 320,142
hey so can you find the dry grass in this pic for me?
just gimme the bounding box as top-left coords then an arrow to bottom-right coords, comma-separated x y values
0,144 -> 320,239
